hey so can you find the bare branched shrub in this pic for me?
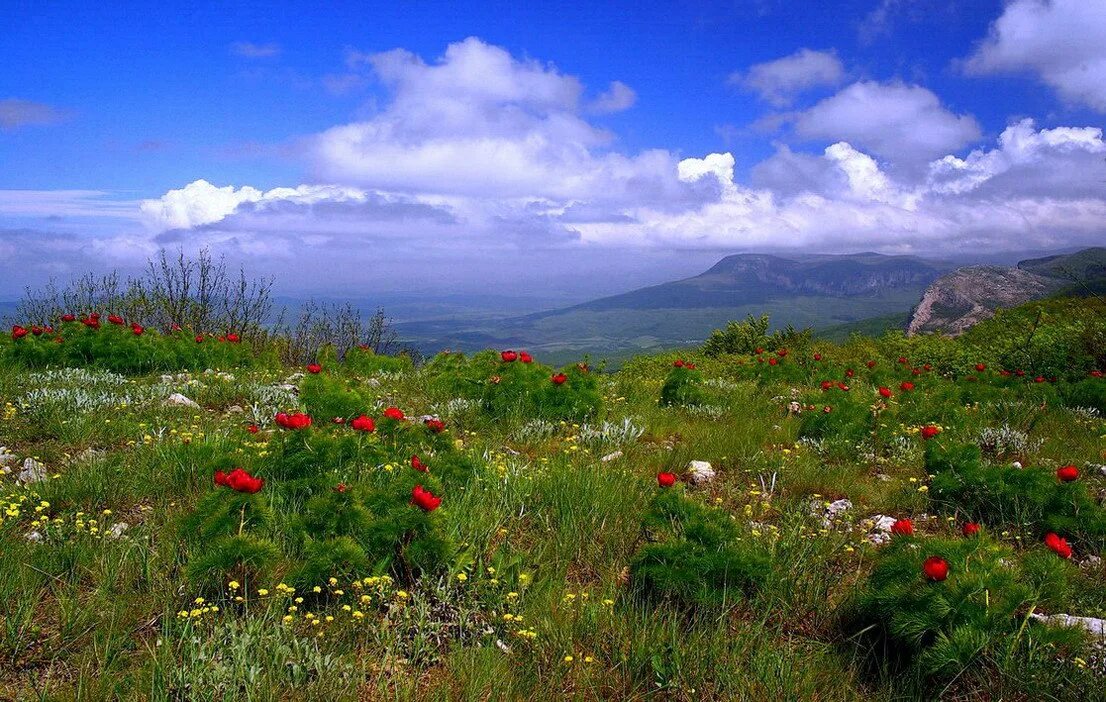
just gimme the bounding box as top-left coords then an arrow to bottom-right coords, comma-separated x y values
272,302 -> 399,365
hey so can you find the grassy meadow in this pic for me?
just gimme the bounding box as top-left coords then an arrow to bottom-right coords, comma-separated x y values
1,297 -> 1106,701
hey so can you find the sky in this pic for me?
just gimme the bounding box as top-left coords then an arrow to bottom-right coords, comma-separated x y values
2,0 -> 1106,301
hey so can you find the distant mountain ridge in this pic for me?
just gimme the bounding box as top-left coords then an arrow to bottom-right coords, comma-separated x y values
907,247 -> 1106,336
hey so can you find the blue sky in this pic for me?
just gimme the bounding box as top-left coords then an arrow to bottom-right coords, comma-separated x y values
2,0 -> 1105,298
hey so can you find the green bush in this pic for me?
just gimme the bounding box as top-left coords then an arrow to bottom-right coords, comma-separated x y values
659,364 -> 705,407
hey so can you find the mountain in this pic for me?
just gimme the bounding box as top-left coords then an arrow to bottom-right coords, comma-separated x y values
397,252 -> 950,358
906,248 -> 1106,336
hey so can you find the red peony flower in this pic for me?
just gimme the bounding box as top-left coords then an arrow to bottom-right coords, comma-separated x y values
247,424 -> 259,434
837,382 -> 849,391
813,353 -> 822,361
673,359 -> 685,368
1034,376 -> 1045,383
411,484 -> 442,512
866,360 -> 876,369
777,348 -> 788,357
411,455 -> 428,472
551,373 -> 568,385
195,334 -> 204,343
170,323 -> 182,332
756,347 -> 764,355
768,357 -> 778,366
501,350 -> 518,362
216,467 -> 264,493
335,483 -> 347,493
1044,532 -> 1073,559
846,369 -> 855,378
424,418 -> 445,433
923,556 -> 949,581
975,363 -> 986,372
350,414 -> 375,432
890,518 -> 914,536
31,326 -> 42,336
306,363 -> 322,374
11,325 -> 28,340
1015,369 -> 1026,377
897,356 -> 908,365
131,323 -> 144,336
213,470 -> 229,487
923,364 -> 933,372
900,381 -> 915,392
1091,370 -> 1104,378
82,314 -> 101,330
920,425 -> 941,440
108,314 -> 125,326
61,313 -> 76,323
822,405 -> 832,413
878,386 -> 893,399
657,472 -> 677,488
275,412 -> 312,429
226,333 -> 240,343
383,407 -> 405,421
519,351 -> 533,363
1056,464 -> 1079,482
962,522 -> 980,537
821,380 -> 833,391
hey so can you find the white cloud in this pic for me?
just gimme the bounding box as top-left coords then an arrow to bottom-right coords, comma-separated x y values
589,81 -> 637,114
964,0 -> 1106,112
230,41 -> 282,59
732,49 -> 844,107
792,81 -> 982,163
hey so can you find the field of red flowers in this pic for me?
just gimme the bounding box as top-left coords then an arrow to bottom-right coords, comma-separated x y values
1,296 -> 1105,700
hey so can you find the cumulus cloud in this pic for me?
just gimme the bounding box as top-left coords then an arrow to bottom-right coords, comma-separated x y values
230,41 -> 282,59
964,0 -> 1106,111
0,99 -> 67,130
792,81 -> 982,164
589,81 -> 637,113
732,49 -> 845,107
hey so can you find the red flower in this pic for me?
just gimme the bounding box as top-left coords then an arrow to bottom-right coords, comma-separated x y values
226,333 -> 240,343
900,381 -> 915,392
31,325 -> 42,336
878,386 -> 893,399
350,414 -> 375,432
845,369 -> 855,378
1034,376 -> 1045,383
912,368 -> 922,376
685,362 -> 696,370
519,351 -> 533,363
332,416 -> 346,424
60,313 -> 76,323
890,518 -> 914,536
897,356 -> 908,365
82,315 -> 101,330
962,522 -> 980,537
108,314 -> 125,326
170,323 -> 182,332
335,483 -> 347,493
306,363 -> 322,374
1091,370 -> 1104,378
1015,369 -> 1026,377
383,407 -> 405,421
501,350 -> 518,362
216,467 -> 264,493
551,373 -> 568,385
11,325 -> 28,340
424,418 -> 446,433
577,362 -> 589,373
195,335 -> 204,343
673,359 -> 685,368
768,357 -> 778,366
756,347 -> 764,354
920,425 -> 941,440
866,360 -> 876,369
923,363 -> 933,372
246,424 -> 259,434
923,556 -> 949,582
1044,532 -> 1073,559
837,382 -> 849,391
131,323 -> 144,336
411,455 -> 428,472
999,370 -> 1012,377
820,380 -> 833,391
657,472 -> 677,488
777,348 -> 788,357
975,363 -> 986,372
275,412 -> 312,429
1056,464 -> 1079,482
822,405 -> 832,413
813,353 -> 823,361
411,484 -> 442,512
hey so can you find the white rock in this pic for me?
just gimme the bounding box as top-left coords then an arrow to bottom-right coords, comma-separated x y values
1012,461 -> 1023,470
1030,613 -> 1106,643
165,393 -> 200,409
226,405 -> 244,414
0,447 -> 18,468
18,458 -> 46,485
367,378 -> 382,387
25,531 -> 43,543
600,450 -> 623,463
687,460 -> 715,485
822,499 -> 853,527
276,384 -> 299,394
865,515 -> 898,545
107,522 -> 129,539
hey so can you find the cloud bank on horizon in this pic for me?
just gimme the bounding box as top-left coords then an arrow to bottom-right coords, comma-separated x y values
2,0 -> 1106,296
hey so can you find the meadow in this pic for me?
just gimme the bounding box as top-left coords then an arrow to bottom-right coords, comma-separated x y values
1,295 -> 1105,701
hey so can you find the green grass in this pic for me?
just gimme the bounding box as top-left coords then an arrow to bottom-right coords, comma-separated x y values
2,298 -> 1105,700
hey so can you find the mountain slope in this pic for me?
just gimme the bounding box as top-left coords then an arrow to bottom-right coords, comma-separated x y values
906,248 -> 1106,336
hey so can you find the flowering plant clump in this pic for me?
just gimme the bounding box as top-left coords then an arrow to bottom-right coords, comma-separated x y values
658,361 -> 706,407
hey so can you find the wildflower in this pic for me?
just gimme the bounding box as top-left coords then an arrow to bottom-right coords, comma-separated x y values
108,314 -> 125,325
900,381 -> 915,392
411,485 -> 442,512
424,417 -> 446,433
975,363 -> 986,372
890,518 -> 914,537
1056,464 -> 1079,482
657,472 -> 677,488
350,414 -> 375,432
383,407 -> 405,421
275,412 -> 312,430
411,455 -> 428,472
962,522 -> 980,537
519,351 -> 533,363
878,386 -> 892,399
551,373 -> 567,385
920,425 -> 941,440
306,363 -> 322,374
61,313 -> 76,322
456,573 -> 467,582
501,350 -> 518,362
246,424 -> 259,434
1044,532 -> 1073,559
813,353 -> 822,361
131,323 -> 144,336
214,467 -> 264,494
923,556 -> 949,582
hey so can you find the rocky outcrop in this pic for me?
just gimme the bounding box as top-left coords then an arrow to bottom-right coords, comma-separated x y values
907,266 -> 1062,336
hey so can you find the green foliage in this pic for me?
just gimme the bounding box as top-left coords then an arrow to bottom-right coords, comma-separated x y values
298,371 -> 373,422
658,364 -> 705,407
926,442 -> 1106,550
842,534 -> 1085,680
631,489 -> 769,609
702,314 -> 770,357
341,345 -> 414,374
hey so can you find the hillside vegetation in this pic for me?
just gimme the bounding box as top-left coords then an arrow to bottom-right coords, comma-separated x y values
1,293 -> 1106,700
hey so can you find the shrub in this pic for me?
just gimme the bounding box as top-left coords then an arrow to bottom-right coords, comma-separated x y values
631,489 -> 768,609
842,534 -> 1084,679
658,364 -> 705,407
